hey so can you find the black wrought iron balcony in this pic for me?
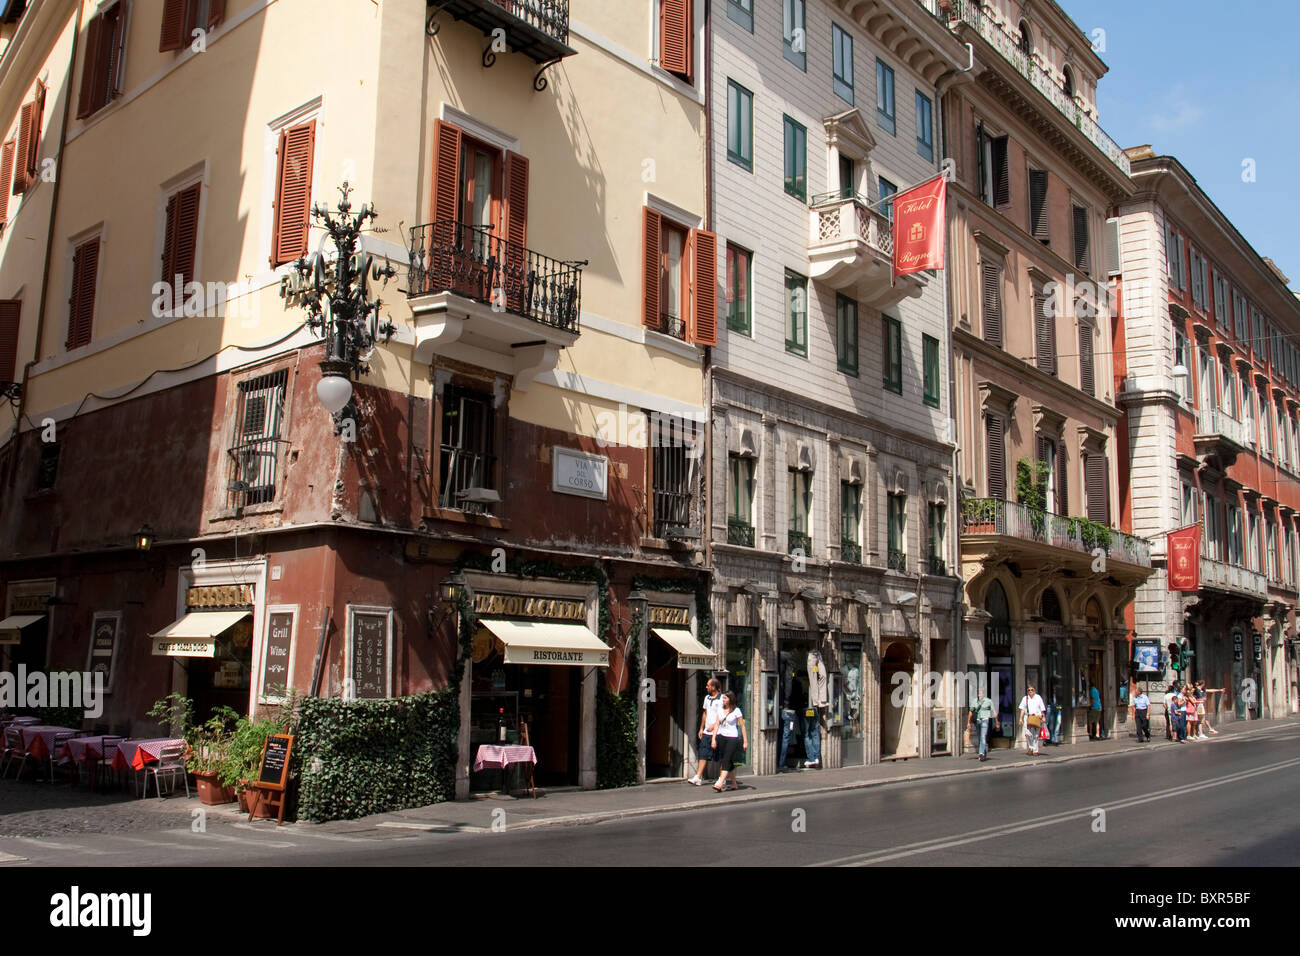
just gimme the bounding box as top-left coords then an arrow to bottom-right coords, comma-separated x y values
840,540 -> 862,565
426,1 -> 576,90
408,221 -> 584,332
887,549 -> 908,571
928,554 -> 947,575
788,530 -> 812,555
727,519 -> 755,547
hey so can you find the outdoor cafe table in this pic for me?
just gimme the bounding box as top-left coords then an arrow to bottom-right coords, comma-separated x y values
473,745 -> 538,798
60,736 -> 111,788
15,726 -> 79,762
112,738 -> 185,772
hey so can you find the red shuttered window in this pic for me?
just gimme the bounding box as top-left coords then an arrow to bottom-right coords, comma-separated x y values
0,140 -> 14,224
689,228 -> 717,347
161,182 -> 202,292
78,1 -> 129,120
161,0 -> 228,52
271,120 -> 315,267
659,0 -> 692,83
0,299 -> 19,385
67,238 -> 100,351
642,207 -> 662,332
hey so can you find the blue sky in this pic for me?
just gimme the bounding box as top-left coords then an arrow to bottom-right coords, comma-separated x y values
1060,1 -> 1300,283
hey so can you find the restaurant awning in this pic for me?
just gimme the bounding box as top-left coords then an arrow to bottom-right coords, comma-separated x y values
478,619 -> 610,668
150,610 -> 251,658
0,614 -> 43,645
651,628 -> 716,670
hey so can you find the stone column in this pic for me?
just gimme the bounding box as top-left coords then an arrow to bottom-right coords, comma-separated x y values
757,589 -> 781,775
865,600 -> 882,765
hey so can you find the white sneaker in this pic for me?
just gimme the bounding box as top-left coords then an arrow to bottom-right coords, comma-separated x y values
1197,733 -> 1208,739
687,775 -> 702,786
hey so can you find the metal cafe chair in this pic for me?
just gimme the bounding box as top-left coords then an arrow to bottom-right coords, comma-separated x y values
143,743 -> 191,799
0,726 -> 32,779
48,731 -> 81,783
91,736 -> 124,791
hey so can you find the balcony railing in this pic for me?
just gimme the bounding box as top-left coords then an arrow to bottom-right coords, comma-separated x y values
960,498 -> 1152,567
810,192 -> 894,258
921,1 -> 1131,177
1194,407 -> 1248,450
788,530 -> 812,555
887,549 -> 908,571
427,1 -> 574,69
1200,556 -> 1267,599
928,554 -> 948,576
840,540 -> 862,565
728,519 -> 755,547
226,437 -> 282,510
408,221 -> 583,332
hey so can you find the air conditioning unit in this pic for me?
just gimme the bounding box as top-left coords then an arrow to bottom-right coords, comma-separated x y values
458,486 -> 501,515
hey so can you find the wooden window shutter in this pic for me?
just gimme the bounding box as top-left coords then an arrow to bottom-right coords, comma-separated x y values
974,122 -> 986,200
981,260 -> 1002,346
660,0 -> 691,81
689,228 -> 717,346
1079,322 -> 1095,396
1036,434 -> 1047,468
0,299 -> 19,384
208,0 -> 227,29
1034,289 -> 1055,374
105,2 -> 129,104
67,238 -> 100,350
986,414 -> 1006,500
991,135 -> 1009,206
1056,441 -> 1068,515
1028,169 -> 1049,242
160,0 -> 186,51
0,140 -> 14,225
1072,204 -> 1090,273
77,14 -> 103,119
160,191 -> 178,286
642,206 -> 662,331
502,150 -> 529,314
271,120 -> 315,266
1085,453 -> 1109,523
11,103 -> 31,196
430,119 -> 462,226
163,183 -> 201,289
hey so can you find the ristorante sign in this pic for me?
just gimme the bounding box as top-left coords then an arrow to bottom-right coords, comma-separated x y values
474,593 -> 587,621
892,175 -> 947,278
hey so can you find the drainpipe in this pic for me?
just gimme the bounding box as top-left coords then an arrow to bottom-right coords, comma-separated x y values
13,2 -> 83,450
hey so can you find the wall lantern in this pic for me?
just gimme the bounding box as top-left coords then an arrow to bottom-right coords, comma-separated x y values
134,524 -> 155,552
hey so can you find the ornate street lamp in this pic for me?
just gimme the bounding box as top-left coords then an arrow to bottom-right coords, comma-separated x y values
134,524 -> 155,552
281,183 -> 397,433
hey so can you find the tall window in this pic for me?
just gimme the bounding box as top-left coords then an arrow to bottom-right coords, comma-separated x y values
882,316 -> 902,393
1033,283 -> 1055,374
66,236 -> 100,350
1214,272 -> 1229,329
878,176 -> 897,223
981,259 -> 1003,347
1261,387 -> 1274,458
915,91 -> 933,161
1072,204 -> 1091,273
728,454 -> 756,546
726,0 -> 753,31
928,502 -> 946,573
789,468 -> 812,553
229,369 -> 288,508
841,481 -> 862,563
876,59 -> 895,134
1084,452 -> 1109,524
1174,331 -> 1190,403
1028,169 -> 1049,243
658,0 -> 694,84
653,440 -> 694,538
727,80 -> 753,171
923,334 -> 940,407
1180,481 -> 1197,526
836,294 -> 858,375
1227,504 -> 1244,567
1078,322 -> 1095,396
1220,359 -> 1236,417
660,220 -> 690,340
439,385 -> 496,511
887,493 -> 906,569
832,24 -> 854,104
1189,248 -> 1207,310
726,244 -> 751,334
271,120 -> 316,267
986,414 -> 1006,499
1202,492 -> 1220,561
785,269 -> 807,356
838,154 -> 856,199
160,182 -> 202,294
782,0 -> 806,70
76,1 -> 128,119
783,115 -> 806,201
1040,436 -> 1058,513
976,124 -> 1008,207
1165,222 -> 1185,291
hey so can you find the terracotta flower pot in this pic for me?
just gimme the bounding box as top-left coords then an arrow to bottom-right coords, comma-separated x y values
238,780 -> 275,818
194,771 -> 235,805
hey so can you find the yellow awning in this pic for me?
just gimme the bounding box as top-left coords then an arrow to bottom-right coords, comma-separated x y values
478,618 -> 609,668
0,614 -> 43,645
150,610 -> 250,658
651,628 -> 716,670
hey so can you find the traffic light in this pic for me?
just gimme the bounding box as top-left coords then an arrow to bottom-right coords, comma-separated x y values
1168,642 -> 1182,672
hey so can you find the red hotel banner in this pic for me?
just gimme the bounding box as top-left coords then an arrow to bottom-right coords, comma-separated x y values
1166,525 -> 1202,591
892,174 -> 947,278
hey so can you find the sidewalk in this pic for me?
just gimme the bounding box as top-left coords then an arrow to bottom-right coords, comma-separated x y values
2,715 -> 1292,839
310,712 -> 1300,835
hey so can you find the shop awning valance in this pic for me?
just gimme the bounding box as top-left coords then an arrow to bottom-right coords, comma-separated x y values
0,614 -> 43,644
150,610 -> 251,658
651,628 -> 716,670
478,619 -> 609,668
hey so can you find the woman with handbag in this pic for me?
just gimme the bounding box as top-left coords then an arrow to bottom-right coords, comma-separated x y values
1018,684 -> 1046,756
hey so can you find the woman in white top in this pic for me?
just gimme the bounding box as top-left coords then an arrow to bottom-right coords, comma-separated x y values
1018,684 -> 1047,756
710,691 -> 749,792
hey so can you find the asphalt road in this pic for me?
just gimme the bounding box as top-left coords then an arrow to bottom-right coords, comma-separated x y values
4,724 -> 1299,867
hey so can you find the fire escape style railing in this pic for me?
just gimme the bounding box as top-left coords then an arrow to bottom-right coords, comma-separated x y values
960,498 -> 1152,567
1195,407 -> 1249,448
809,192 -> 894,258
1199,556 -> 1267,598
408,221 -> 584,332
919,0 -> 1131,177
728,518 -> 755,547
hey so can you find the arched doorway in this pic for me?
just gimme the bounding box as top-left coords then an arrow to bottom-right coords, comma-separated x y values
984,581 -> 1014,744
881,641 -> 917,759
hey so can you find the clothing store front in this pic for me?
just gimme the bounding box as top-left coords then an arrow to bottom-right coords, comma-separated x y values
645,602 -> 711,780
467,589 -> 607,790
775,630 -> 830,771
838,634 -> 866,766
722,626 -> 755,769
1040,629 -> 1070,744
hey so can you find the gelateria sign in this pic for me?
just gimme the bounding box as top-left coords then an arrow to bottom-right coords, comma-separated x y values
473,593 -> 586,621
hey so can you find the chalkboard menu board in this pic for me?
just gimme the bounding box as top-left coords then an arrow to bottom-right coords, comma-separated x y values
86,613 -> 120,692
350,610 -> 390,699
259,610 -> 295,700
257,734 -> 293,789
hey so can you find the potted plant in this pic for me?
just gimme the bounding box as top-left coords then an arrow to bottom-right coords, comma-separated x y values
223,716 -> 280,815
186,706 -> 239,805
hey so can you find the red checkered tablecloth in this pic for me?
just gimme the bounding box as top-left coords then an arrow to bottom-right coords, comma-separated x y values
112,738 -> 186,771
473,745 -> 538,772
16,726 -> 79,762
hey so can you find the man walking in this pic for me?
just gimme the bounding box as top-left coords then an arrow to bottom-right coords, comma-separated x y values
967,686 -> 999,761
687,677 -> 725,786
1132,687 -> 1150,742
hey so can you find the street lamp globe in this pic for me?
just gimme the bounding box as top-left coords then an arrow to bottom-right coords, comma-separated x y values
316,373 -> 353,414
